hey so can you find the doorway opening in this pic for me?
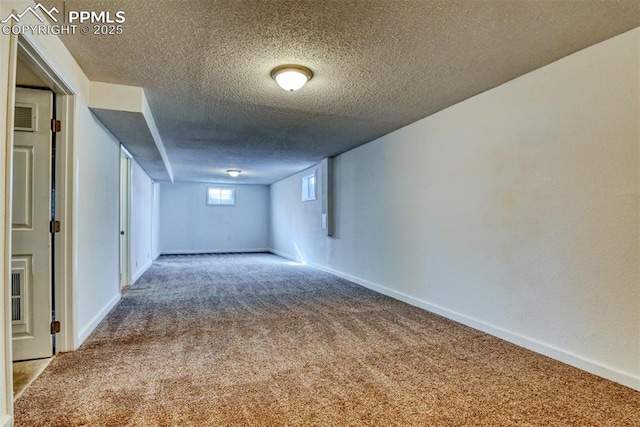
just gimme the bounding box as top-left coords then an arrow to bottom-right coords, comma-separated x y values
5,34 -> 76,404
120,146 -> 132,290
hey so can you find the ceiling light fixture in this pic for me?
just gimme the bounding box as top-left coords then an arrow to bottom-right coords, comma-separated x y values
227,169 -> 241,178
271,64 -> 313,92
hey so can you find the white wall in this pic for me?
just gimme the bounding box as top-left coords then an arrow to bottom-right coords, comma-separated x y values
270,28 -> 640,390
74,111 -> 121,344
159,182 -> 269,254
130,160 -> 155,283
271,166 -> 326,263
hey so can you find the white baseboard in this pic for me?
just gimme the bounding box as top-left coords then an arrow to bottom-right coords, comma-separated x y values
268,248 -> 297,260
76,293 -> 121,348
131,259 -> 153,284
161,248 -> 271,255
269,249 -> 640,391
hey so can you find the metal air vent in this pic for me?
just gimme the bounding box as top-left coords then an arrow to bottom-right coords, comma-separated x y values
14,102 -> 37,132
11,272 -> 22,322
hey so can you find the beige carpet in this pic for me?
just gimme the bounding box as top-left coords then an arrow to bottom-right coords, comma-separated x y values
14,253 -> 640,426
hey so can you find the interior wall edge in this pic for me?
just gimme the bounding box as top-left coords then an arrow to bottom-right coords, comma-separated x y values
131,260 -> 153,285
75,293 -> 121,347
158,182 -> 270,254
268,249 -> 298,261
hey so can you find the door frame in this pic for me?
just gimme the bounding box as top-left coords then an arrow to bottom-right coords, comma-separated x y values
3,32 -> 76,414
119,147 -> 132,290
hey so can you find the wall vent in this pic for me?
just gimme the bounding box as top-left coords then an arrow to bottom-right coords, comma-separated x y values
11,272 -> 22,322
14,102 -> 37,132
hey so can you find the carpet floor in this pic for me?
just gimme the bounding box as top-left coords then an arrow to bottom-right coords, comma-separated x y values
14,253 -> 640,426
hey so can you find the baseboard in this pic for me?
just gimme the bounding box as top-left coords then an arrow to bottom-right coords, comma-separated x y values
268,248 -> 298,261
161,248 -> 271,255
131,259 -> 153,284
269,249 -> 640,391
76,293 -> 121,348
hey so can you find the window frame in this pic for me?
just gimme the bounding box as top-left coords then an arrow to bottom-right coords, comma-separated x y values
301,171 -> 317,202
206,187 -> 235,206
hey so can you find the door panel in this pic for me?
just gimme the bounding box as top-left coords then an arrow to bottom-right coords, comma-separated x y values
11,146 -> 34,229
11,87 -> 53,361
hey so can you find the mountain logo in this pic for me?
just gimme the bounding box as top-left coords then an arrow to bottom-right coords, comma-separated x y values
1,3 -> 59,24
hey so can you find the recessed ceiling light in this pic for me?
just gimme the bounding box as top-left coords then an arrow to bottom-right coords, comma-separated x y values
271,64 -> 313,92
227,169 -> 241,177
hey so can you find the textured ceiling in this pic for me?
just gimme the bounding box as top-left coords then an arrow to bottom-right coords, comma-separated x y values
41,0 -> 640,184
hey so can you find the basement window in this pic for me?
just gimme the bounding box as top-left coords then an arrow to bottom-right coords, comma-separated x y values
207,187 -> 235,206
302,171 -> 317,201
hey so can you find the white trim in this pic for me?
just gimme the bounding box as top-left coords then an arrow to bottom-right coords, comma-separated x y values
301,171 -> 317,201
131,259 -> 152,285
119,152 -> 131,290
76,293 -> 120,346
269,248 -> 296,260
269,249 -> 640,392
53,94 -> 75,353
161,248 -> 271,255
2,25 -> 19,424
120,144 -> 133,159
0,414 -> 12,427
206,186 -> 235,206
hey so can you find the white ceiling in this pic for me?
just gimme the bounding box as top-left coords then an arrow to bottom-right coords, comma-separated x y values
41,0 -> 640,184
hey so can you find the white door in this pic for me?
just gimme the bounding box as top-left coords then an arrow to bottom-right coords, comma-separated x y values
11,87 -> 54,361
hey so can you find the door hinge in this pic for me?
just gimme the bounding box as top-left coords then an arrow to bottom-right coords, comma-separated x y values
51,119 -> 61,133
51,321 -> 61,334
50,220 -> 60,233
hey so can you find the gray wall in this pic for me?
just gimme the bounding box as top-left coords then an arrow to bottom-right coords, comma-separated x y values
159,182 -> 269,253
270,28 -> 640,390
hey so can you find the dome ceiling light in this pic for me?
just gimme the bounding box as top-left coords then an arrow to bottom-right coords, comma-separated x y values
227,169 -> 241,177
271,64 -> 313,92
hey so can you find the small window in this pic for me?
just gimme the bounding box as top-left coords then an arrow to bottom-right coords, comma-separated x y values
302,172 -> 316,201
207,187 -> 235,205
